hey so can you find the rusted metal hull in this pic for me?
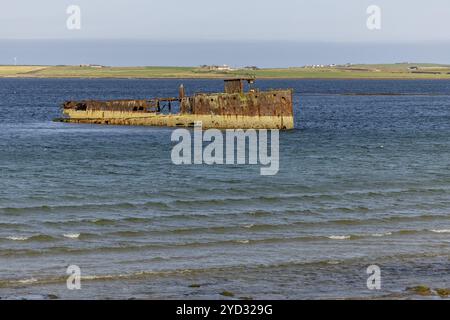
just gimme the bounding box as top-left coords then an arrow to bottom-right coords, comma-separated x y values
59,110 -> 294,129
59,79 -> 295,130
181,90 -> 293,118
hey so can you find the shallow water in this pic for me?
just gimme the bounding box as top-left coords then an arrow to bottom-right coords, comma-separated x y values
0,78 -> 450,299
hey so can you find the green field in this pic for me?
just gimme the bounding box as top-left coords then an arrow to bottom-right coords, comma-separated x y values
2,64 -> 450,79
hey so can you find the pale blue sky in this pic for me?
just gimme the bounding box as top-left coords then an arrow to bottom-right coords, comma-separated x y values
1,0 -> 449,42
1,1 -> 450,66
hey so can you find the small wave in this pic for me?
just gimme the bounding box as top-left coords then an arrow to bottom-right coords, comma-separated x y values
90,218 -> 116,226
63,233 -> 80,239
334,206 -> 369,213
171,193 -> 340,208
248,210 -> 273,217
371,232 -> 392,237
0,200 -> 169,215
31,235 -> 55,241
328,235 -> 351,240
4,234 -> 55,242
0,222 -> 27,229
430,229 -> 450,233
1,205 -> 53,214
18,278 -> 38,284
236,240 -> 250,244
123,217 -> 152,223
395,229 -> 422,235
6,236 -> 29,241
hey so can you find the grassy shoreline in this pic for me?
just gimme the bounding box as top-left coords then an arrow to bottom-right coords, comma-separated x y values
2,64 -> 450,80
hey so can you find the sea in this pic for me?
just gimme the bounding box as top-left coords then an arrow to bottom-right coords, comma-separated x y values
0,78 -> 449,299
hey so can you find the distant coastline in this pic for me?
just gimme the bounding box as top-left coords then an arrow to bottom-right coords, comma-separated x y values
2,64 -> 450,80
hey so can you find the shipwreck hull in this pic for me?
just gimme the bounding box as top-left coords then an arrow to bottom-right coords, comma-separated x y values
59,78 -> 295,130
60,110 -> 294,129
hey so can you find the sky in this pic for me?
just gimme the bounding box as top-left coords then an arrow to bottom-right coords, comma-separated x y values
1,0 -> 450,66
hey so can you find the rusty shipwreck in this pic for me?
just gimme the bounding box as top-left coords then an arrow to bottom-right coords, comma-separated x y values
59,78 -> 294,129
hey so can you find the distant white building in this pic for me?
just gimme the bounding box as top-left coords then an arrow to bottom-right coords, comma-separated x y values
200,64 -> 235,71
216,64 -> 233,71
80,64 -> 106,68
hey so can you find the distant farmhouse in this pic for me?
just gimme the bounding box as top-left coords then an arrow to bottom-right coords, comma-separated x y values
199,65 -> 260,72
303,64 -> 337,68
200,64 -> 234,71
243,66 -> 259,70
80,64 -> 107,68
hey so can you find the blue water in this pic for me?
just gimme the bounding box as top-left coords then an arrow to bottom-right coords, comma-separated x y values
1,78 -> 450,299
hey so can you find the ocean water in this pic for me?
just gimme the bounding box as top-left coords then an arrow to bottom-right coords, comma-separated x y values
0,78 -> 450,299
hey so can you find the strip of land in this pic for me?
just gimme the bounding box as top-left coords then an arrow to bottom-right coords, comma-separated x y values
1,64 -> 450,79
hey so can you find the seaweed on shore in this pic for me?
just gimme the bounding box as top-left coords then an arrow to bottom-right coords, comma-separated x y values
406,285 -> 433,296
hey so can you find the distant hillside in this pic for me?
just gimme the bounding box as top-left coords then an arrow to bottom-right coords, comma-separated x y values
1,64 -> 450,79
